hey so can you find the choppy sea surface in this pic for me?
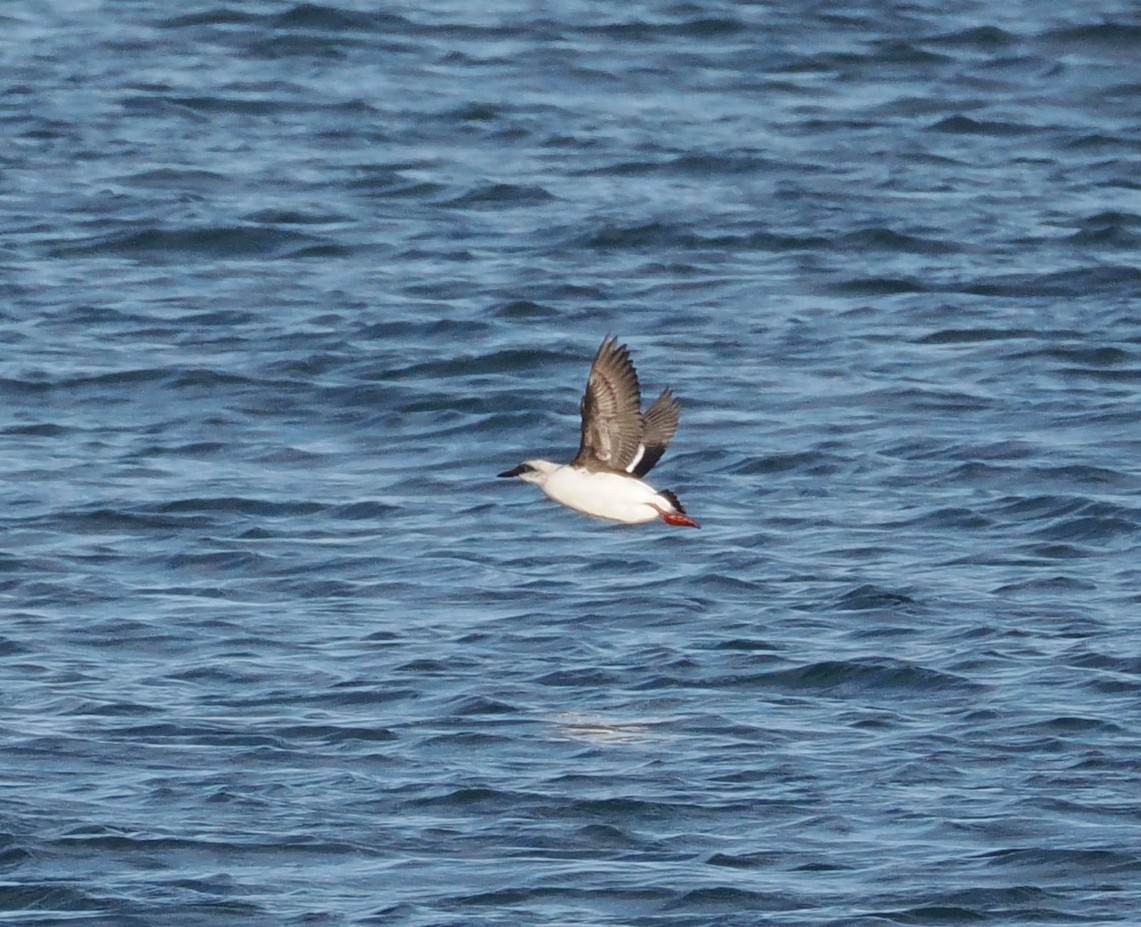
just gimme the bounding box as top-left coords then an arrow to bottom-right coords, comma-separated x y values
3,2 -> 1140,925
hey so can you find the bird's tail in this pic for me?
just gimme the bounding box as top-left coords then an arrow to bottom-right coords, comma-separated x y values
658,489 -> 700,528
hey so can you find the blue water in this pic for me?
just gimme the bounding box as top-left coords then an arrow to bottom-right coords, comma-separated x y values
3,1 -> 1140,924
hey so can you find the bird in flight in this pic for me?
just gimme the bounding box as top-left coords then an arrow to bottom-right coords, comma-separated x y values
498,336 -> 699,528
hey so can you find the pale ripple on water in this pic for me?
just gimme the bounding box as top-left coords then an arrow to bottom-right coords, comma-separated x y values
2,1 -> 1140,925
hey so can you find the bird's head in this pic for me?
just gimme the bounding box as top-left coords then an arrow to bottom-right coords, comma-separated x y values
497,459 -> 557,486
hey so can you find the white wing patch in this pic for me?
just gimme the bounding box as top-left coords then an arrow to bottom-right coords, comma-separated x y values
625,444 -> 646,474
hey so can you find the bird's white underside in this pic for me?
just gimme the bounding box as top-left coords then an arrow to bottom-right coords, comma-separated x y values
519,460 -> 674,524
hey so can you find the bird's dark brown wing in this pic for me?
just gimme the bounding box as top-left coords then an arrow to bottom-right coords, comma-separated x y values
631,388 -> 679,477
571,336 -> 645,472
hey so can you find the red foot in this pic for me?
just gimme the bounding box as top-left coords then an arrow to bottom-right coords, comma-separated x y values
662,511 -> 700,529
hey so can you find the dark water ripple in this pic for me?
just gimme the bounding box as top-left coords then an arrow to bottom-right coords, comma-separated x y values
3,0 -> 1141,925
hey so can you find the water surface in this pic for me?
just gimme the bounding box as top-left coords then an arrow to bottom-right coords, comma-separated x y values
2,1 -> 1140,924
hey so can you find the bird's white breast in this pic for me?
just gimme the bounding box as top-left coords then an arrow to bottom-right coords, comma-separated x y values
541,466 -> 662,524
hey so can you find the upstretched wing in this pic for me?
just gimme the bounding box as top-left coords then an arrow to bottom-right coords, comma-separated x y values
571,336 -> 645,473
630,388 -> 679,477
